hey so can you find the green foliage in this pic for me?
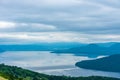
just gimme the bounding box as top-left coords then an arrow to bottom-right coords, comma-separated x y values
0,64 -> 120,80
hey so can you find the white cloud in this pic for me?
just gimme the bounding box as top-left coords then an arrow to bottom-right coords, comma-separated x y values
0,21 -> 57,32
26,23 -> 57,31
0,21 -> 16,29
0,32 -> 119,44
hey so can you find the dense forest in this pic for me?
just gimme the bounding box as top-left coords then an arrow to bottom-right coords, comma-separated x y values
0,64 -> 120,80
76,54 -> 120,73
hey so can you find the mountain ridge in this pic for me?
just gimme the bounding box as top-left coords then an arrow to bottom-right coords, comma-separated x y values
52,43 -> 120,55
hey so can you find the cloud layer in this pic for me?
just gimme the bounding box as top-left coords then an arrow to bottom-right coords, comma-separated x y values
0,0 -> 120,43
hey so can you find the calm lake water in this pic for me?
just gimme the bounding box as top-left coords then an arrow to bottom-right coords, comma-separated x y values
0,51 -> 120,78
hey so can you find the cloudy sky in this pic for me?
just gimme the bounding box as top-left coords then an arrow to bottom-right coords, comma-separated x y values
0,0 -> 120,44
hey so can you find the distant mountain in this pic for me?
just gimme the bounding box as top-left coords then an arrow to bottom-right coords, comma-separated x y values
0,42 -> 85,51
109,43 -> 120,51
52,43 -> 120,55
0,48 -> 5,53
96,42 -> 119,47
76,54 -> 120,73
0,42 -> 120,55
52,44 -> 106,54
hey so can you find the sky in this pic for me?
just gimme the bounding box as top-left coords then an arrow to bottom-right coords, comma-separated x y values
0,0 -> 120,44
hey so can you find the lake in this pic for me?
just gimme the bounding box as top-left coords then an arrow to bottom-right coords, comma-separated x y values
0,51 -> 120,78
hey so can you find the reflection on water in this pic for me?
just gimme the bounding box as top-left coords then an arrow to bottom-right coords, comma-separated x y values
32,65 -> 120,78
0,51 -> 120,78
0,51 -> 89,67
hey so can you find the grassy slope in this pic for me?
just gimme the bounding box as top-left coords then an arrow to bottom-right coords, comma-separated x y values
0,76 -> 7,80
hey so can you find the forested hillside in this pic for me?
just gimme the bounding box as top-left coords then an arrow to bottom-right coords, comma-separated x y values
76,54 -> 120,73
